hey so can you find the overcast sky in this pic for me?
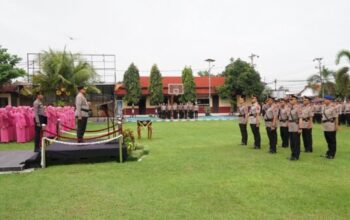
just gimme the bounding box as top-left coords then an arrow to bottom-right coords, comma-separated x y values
1,0 -> 350,90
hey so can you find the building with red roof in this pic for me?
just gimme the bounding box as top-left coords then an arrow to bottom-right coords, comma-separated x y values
115,76 -> 231,115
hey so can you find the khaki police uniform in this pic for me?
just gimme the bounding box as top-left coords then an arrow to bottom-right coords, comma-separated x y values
166,104 -> 172,119
288,104 -> 302,160
194,104 -> 199,119
301,104 -> 314,152
265,104 -> 278,153
184,103 -> 189,119
322,104 -> 338,158
340,103 -> 346,125
75,92 -> 90,142
161,104 -> 166,119
314,104 -> 322,123
249,103 -> 261,148
173,103 -> 178,119
346,102 -> 350,127
189,103 -> 194,119
278,105 -> 289,148
33,99 -> 47,152
238,104 -> 249,145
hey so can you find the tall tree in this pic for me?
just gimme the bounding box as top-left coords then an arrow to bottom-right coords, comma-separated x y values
123,63 -> 142,105
335,69 -> 350,98
307,67 -> 336,97
335,49 -> 350,98
181,66 -> 196,103
33,49 -> 99,100
0,46 -> 26,86
148,64 -> 164,105
218,58 -> 264,101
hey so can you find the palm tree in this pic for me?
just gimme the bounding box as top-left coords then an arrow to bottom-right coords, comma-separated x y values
33,49 -> 100,103
335,49 -> 350,98
307,67 -> 336,97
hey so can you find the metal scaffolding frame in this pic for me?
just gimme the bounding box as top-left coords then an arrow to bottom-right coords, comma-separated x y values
26,53 -> 117,85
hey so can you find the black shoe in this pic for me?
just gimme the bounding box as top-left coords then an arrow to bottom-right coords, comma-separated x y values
268,151 -> 277,154
288,157 -> 298,161
326,155 -> 334,159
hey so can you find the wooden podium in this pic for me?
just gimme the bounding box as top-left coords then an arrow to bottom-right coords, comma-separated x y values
137,120 -> 152,139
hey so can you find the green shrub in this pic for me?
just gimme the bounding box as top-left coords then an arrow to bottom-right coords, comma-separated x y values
122,128 -> 136,155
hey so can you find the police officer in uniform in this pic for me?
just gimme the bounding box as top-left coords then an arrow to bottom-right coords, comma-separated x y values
339,102 -> 346,125
194,102 -> 199,119
249,95 -> 261,149
261,100 -> 268,117
166,103 -> 172,119
75,86 -> 90,143
238,96 -> 249,146
33,92 -> 47,152
173,102 -> 178,119
278,98 -> 289,148
161,103 -> 166,119
314,102 -> 322,124
264,97 -> 278,153
301,96 -> 314,152
179,103 -> 184,119
346,100 -> 350,127
189,102 -> 194,119
184,102 -> 189,119
287,95 -> 302,161
335,101 -> 342,126
322,96 -> 339,159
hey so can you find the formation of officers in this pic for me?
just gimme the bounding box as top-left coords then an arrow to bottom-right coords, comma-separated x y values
238,95 -> 350,161
155,102 -> 199,120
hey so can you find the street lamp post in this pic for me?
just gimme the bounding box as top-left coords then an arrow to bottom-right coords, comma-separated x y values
313,57 -> 324,98
249,53 -> 259,67
205,58 -> 215,112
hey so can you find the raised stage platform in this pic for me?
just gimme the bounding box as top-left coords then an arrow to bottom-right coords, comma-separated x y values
0,141 -> 127,171
45,140 -> 127,165
0,150 -> 39,172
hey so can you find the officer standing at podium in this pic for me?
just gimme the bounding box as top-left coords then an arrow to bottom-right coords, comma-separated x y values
75,86 -> 90,143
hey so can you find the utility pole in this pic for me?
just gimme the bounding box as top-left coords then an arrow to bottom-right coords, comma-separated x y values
313,57 -> 324,98
274,79 -> 277,91
249,53 -> 259,67
205,58 -> 215,112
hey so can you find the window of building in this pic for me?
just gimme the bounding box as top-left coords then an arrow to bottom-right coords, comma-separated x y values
196,98 -> 209,105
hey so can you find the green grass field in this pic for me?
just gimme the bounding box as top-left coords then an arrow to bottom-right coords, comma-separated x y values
0,121 -> 350,220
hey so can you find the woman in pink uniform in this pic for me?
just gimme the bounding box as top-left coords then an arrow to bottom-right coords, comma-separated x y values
46,106 -> 57,136
6,106 -> 16,141
0,109 -> 10,142
14,110 -> 27,143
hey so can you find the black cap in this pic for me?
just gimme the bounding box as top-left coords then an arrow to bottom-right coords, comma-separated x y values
289,95 -> 298,100
303,96 -> 312,101
267,96 -> 275,101
77,85 -> 86,90
35,91 -> 42,97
